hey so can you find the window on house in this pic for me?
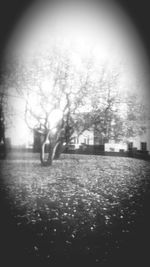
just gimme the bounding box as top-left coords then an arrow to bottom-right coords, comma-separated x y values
141,142 -> 147,151
128,142 -> 133,151
84,138 -> 86,144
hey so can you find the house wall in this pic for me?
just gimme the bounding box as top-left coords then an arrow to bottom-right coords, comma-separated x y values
71,121 -> 150,154
127,120 -> 150,152
105,142 -> 127,152
128,133 -> 150,153
105,127 -> 150,153
72,130 -> 94,147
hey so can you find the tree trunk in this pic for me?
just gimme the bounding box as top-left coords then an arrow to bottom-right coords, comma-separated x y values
40,141 -> 52,166
40,140 -> 62,166
54,142 -> 63,160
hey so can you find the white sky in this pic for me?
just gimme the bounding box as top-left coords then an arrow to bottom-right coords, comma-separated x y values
5,0 -> 150,145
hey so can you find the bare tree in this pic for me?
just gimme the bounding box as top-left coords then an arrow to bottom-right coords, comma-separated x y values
4,43 -> 93,165
83,67 -> 123,144
5,40 -> 146,164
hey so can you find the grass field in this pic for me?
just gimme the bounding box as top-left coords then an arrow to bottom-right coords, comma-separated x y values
0,153 -> 150,266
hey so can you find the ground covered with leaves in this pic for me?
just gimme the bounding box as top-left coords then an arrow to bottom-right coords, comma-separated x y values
0,153 -> 150,267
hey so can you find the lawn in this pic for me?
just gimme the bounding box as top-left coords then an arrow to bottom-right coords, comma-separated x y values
0,153 -> 150,266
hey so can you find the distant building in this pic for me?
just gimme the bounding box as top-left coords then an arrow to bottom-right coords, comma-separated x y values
71,123 -> 150,154
70,129 -> 94,148
32,120 -> 150,154
70,128 -> 107,147
105,141 -> 127,152
105,120 -> 150,154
